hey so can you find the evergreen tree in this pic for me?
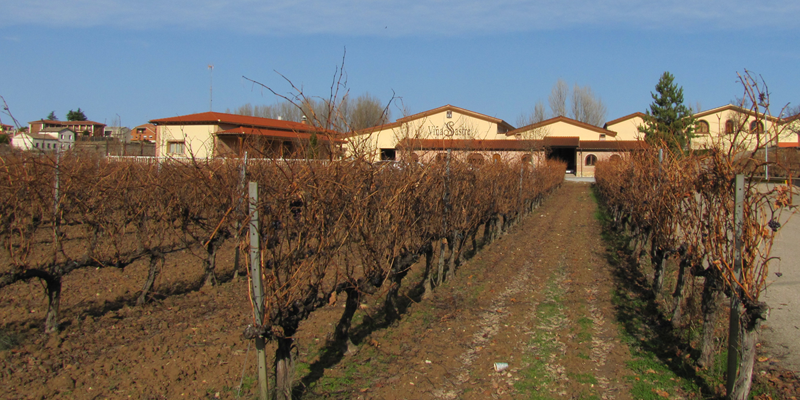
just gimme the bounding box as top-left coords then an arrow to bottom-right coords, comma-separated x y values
66,108 -> 88,121
46,111 -> 58,121
639,72 -> 695,153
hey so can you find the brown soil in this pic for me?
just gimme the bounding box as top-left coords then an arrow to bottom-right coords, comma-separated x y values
2,182 -> 797,399
294,181 -> 634,399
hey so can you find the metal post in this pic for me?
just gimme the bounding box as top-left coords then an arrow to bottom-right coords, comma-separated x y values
726,174 -> 745,396
248,181 -> 269,400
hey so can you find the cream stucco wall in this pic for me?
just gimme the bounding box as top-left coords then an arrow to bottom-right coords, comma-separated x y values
605,116 -> 645,141
157,124 -> 217,158
531,120 -> 607,140
692,109 -> 781,151
348,109 -> 512,161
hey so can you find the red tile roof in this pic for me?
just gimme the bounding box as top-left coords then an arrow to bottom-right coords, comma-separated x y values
508,116 -> 616,137
580,140 -> 648,150
397,139 -> 543,151
603,112 -> 646,128
397,137 -> 645,151
150,111 -> 331,133
216,127 -> 346,144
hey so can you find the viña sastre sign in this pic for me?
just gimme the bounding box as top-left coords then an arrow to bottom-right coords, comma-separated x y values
428,121 -> 472,137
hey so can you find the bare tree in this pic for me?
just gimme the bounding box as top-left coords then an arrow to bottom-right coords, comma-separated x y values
516,100 -> 547,127
570,84 -> 607,127
230,92 -> 389,132
548,79 -> 568,118
343,92 -> 391,131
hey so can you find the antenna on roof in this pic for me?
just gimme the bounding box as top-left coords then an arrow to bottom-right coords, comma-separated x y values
208,64 -> 214,111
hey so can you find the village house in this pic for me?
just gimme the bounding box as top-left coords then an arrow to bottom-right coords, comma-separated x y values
131,124 -> 157,142
28,119 -> 106,138
150,112 -> 345,159
349,105 -> 643,177
349,103 -> 799,177
11,127 -> 75,152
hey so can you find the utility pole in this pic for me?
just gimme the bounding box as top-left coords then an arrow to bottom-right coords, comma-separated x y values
208,65 -> 214,111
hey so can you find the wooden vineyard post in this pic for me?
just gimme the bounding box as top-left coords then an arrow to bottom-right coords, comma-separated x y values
437,149 -> 451,286
233,152 -> 248,278
726,174 -> 744,397
248,181 -> 269,400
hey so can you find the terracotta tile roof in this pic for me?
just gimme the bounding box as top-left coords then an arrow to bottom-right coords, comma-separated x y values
545,136 -> 581,147
133,123 -> 157,132
397,137 -> 646,151
508,116 -> 616,137
579,140 -> 648,150
217,127 -> 346,144
397,139 -> 542,151
149,111 -> 334,133
782,112 -> 800,124
778,142 -> 799,148
603,112 -> 646,128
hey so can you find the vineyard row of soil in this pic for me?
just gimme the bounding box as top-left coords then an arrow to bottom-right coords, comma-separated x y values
0,151 -> 566,398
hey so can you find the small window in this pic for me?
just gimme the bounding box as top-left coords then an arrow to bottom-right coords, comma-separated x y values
725,120 -> 735,134
492,153 -> 501,163
696,120 -> 709,134
749,120 -> 764,134
521,154 -> 532,164
435,153 -> 447,163
168,141 -> 185,155
609,154 -> 622,163
380,149 -> 396,161
585,154 -> 597,166
599,134 -> 606,141
446,111 -> 452,119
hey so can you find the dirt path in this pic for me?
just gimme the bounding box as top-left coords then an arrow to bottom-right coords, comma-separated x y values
310,182 -> 634,399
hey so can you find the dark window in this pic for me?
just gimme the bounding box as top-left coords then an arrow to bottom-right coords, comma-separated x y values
492,153 -> 501,163
380,148 -> 396,161
521,154 -> 532,164
585,154 -> 597,166
725,120 -> 735,134
749,120 -> 764,134
696,120 -> 709,134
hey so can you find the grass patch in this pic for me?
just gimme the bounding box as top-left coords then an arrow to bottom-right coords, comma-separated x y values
576,316 -> 593,343
569,372 -> 598,385
515,267 -> 567,398
627,351 -> 701,400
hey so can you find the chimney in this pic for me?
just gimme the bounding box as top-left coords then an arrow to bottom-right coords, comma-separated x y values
301,115 -> 307,125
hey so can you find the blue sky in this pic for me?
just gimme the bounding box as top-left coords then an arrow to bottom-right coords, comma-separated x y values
1,0 -> 798,129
